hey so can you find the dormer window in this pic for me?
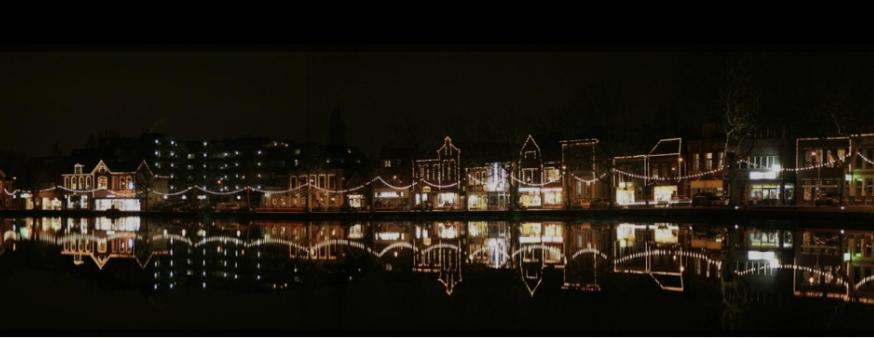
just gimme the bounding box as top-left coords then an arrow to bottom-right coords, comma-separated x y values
384,160 -> 392,168
74,164 -> 83,174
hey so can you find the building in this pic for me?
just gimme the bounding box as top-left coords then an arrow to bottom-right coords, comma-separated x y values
371,147 -> 415,211
612,155 -> 647,206
795,136 -> 852,206
412,136 -> 462,210
463,143 -> 513,211
647,138 -> 688,204
847,133 -> 874,207
515,135 -> 563,209
732,130 -> 795,206
685,139 -> 725,197
560,138 -> 607,208
612,138 -> 687,206
60,160 -> 166,211
260,144 -> 367,212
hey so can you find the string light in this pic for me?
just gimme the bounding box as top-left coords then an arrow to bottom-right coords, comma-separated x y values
612,166 -> 726,182
374,176 -> 417,190
420,180 -> 459,189
858,152 -> 874,166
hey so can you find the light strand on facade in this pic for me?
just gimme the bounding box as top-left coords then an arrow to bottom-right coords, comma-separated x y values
420,180 -> 459,189
374,176 -> 417,190
857,152 -> 874,166
509,173 -> 562,187
569,172 -> 608,184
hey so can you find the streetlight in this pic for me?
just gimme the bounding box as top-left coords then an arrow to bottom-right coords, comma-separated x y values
811,151 -> 820,201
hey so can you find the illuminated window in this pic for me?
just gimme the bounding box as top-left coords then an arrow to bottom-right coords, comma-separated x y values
384,160 -> 391,168
97,177 -> 108,189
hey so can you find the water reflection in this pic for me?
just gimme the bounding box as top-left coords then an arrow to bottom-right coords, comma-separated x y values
2,216 -> 874,306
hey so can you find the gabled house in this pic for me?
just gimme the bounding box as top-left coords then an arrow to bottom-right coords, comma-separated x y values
515,135 -> 563,209
61,160 -> 166,211
412,137 -> 462,210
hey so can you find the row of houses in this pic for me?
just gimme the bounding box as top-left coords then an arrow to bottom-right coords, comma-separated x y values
4,131 -> 874,212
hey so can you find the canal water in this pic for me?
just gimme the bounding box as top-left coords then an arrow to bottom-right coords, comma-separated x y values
1,216 -> 873,334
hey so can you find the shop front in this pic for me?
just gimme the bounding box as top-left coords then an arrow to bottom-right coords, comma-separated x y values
541,187 -> 563,208
653,185 -> 678,204
374,190 -> 408,210
346,194 -> 365,209
691,179 -> 723,196
738,169 -> 794,206
615,181 -> 637,206
518,187 -> 542,208
437,192 -> 458,209
467,186 -> 487,211
95,198 -> 141,211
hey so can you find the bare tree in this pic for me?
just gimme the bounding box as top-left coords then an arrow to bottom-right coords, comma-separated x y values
721,57 -> 760,206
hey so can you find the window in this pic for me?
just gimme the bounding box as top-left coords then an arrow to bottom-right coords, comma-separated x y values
98,176 -> 108,189
692,154 -> 699,172
384,160 -> 392,168
705,152 -> 713,170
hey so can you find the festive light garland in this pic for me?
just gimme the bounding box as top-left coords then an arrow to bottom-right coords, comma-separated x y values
15,150 -> 868,197
509,173 -> 562,187
570,172 -> 609,184
374,176 -> 417,190
249,185 -> 308,194
858,152 -> 874,166
421,180 -> 459,189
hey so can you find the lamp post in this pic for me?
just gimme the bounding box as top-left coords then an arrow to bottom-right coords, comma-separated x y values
813,151 -> 820,201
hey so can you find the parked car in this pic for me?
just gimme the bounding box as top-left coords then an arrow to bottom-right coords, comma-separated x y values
692,192 -> 726,207
588,198 -> 612,209
814,193 -> 841,207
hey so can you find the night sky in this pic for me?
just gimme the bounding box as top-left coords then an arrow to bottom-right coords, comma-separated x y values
2,50 -> 873,156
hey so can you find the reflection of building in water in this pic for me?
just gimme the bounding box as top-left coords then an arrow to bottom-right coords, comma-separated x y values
466,221 -> 511,268
613,223 -> 689,291
59,217 -> 147,269
687,226 -> 725,280
795,229 -> 848,300
844,230 -> 874,302
516,222 -> 564,296
563,223 -> 609,291
727,227 -> 796,305
373,222 -> 414,272
248,221 -> 308,289
309,222 -> 348,261
414,221 -> 464,295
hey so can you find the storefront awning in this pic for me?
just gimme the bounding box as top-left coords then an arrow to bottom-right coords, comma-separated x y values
691,179 -> 723,189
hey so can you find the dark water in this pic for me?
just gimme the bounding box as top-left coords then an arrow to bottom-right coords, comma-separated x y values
1,216 -> 873,334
